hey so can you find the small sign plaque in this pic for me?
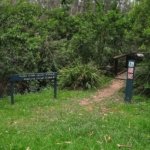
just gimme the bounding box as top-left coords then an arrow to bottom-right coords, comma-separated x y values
128,73 -> 133,79
128,68 -> 134,74
128,61 -> 135,68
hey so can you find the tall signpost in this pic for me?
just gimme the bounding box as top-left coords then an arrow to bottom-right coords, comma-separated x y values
125,60 -> 135,102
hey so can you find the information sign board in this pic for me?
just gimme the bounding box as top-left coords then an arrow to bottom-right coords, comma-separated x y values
9,72 -> 57,104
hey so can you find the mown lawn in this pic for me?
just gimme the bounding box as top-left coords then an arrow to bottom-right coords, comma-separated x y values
0,88 -> 149,150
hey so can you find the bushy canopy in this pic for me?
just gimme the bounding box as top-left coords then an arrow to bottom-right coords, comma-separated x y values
0,0 -> 149,95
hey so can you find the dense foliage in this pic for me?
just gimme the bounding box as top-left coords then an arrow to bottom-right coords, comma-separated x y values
130,0 -> 150,96
59,63 -> 110,89
0,0 -> 149,96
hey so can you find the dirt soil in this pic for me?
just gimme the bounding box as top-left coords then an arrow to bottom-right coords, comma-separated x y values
79,73 -> 126,106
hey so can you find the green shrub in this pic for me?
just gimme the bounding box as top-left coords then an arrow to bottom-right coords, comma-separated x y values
59,63 -> 110,90
134,58 -> 150,96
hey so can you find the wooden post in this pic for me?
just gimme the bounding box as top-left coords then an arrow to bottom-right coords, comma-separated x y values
114,59 -> 118,75
113,54 -> 127,75
54,73 -> 57,98
10,82 -> 14,104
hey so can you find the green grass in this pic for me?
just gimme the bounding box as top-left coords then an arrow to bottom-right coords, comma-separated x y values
0,88 -> 149,150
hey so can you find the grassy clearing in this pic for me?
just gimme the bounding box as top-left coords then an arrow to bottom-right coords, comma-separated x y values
0,88 -> 149,150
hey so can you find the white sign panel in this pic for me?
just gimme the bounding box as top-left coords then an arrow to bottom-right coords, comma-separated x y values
128,61 -> 135,68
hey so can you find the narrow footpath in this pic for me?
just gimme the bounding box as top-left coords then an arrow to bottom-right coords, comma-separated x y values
79,73 -> 126,106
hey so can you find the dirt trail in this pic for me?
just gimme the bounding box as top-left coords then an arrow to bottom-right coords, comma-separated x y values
79,73 -> 126,106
